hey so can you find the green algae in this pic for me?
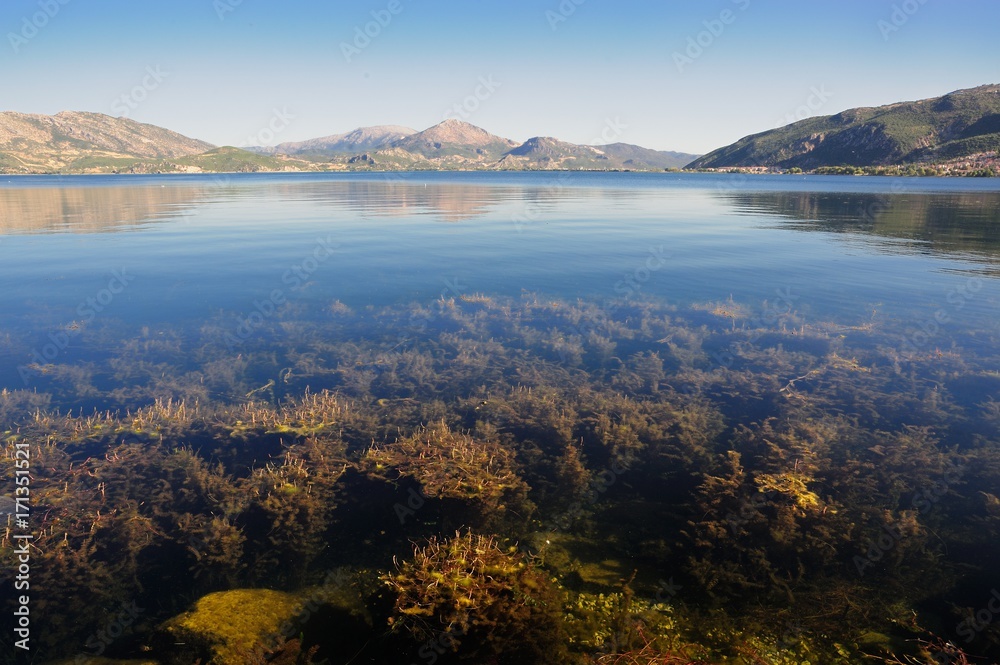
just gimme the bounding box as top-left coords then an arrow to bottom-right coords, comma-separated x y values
158,589 -> 306,665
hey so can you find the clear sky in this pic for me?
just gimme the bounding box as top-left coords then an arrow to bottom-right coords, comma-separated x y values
1,0 -> 998,154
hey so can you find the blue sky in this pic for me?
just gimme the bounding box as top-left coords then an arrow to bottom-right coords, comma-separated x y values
1,0 -> 998,153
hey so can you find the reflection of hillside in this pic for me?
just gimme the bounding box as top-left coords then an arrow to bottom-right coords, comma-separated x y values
0,185 -> 205,234
272,179 -> 599,222
0,177 -> 596,232
722,191 -> 1000,261
272,180 -> 518,222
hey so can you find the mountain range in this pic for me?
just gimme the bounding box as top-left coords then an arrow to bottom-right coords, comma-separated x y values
253,119 -> 701,171
2,84 -> 999,175
0,114 -> 699,174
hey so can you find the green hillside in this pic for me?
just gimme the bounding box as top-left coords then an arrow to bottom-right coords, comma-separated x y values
689,84 -> 1000,170
172,146 -> 297,172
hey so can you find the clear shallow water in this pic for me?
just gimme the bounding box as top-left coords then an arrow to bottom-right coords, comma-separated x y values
1,172 -> 998,404
4,172 -> 1000,663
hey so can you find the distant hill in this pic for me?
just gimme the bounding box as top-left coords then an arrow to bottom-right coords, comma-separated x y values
0,111 -> 214,173
387,119 -> 519,162
170,147 -> 298,172
597,143 -> 698,170
265,125 -> 417,156
62,147 -> 304,174
689,84 -> 1000,170
497,136 -> 612,169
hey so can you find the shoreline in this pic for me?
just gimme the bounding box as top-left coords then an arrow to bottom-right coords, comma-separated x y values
1,167 -> 997,178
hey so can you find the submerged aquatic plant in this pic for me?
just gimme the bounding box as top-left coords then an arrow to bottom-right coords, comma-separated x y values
384,530 -> 568,662
879,635 -> 975,665
593,629 -> 708,665
3,292 -> 1000,662
365,420 -> 532,529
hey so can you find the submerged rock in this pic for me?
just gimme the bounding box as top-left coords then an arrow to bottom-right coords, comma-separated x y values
153,581 -> 371,665
157,589 -> 303,664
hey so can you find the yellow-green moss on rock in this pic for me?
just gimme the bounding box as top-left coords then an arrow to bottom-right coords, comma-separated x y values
159,589 -> 303,665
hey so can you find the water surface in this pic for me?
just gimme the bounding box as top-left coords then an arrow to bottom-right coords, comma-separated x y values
2,172 -> 998,405
3,172 -> 1000,663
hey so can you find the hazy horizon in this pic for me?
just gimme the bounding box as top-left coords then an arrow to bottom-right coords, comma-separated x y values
2,0 -> 999,153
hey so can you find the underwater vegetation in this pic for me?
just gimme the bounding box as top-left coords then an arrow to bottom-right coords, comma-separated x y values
384,530 -> 566,663
364,421 -> 532,532
1,292 -> 999,663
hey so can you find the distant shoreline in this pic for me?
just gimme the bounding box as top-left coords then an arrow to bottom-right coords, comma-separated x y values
2,168 -> 997,178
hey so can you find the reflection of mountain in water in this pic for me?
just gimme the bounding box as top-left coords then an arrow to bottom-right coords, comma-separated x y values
723,190 -> 1000,264
0,184 -> 207,234
0,177 -> 602,231
272,180 -> 510,222
16,176 -> 996,249
269,178 -> 615,222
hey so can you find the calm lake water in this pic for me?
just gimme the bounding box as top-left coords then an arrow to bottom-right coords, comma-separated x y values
4,172 -> 1000,663
1,172 -> 998,407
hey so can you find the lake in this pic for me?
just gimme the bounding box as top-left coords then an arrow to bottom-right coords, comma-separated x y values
2,172 -> 1000,663
2,172 -> 998,407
